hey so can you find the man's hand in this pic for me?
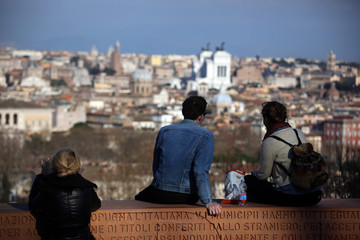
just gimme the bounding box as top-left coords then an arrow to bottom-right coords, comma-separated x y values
206,202 -> 222,216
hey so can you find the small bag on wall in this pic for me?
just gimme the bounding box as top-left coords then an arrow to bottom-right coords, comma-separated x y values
222,169 -> 247,204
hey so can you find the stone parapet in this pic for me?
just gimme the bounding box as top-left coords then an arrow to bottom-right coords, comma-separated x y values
0,199 -> 360,240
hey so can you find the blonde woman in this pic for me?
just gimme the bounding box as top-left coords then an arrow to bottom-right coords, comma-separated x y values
29,148 -> 101,240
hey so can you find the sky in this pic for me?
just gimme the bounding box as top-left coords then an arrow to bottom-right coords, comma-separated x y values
1,0 -> 360,62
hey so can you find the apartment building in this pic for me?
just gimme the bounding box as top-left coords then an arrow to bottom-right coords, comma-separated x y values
0,100 -> 53,133
323,116 -> 360,162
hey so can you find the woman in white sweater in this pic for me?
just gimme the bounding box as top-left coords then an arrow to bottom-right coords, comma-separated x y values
245,101 -> 322,206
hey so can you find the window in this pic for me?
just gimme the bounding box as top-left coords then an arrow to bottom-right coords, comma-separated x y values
217,66 -> 226,77
5,114 -> 9,125
0,114 -> 2,125
13,114 -> 17,125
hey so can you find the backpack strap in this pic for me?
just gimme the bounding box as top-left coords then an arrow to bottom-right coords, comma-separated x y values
269,128 -> 302,176
292,129 -> 302,145
270,135 -> 293,147
269,128 -> 302,147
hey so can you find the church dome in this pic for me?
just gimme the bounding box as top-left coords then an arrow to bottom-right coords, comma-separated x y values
212,92 -> 233,104
131,67 -> 152,81
326,87 -> 339,97
324,82 -> 340,100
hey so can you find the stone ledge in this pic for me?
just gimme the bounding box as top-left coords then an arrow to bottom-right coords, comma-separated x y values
0,199 -> 360,240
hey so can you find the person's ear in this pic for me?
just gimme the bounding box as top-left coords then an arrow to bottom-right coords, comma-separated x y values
195,114 -> 203,123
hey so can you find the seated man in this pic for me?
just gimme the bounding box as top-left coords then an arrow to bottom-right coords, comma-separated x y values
135,96 -> 221,216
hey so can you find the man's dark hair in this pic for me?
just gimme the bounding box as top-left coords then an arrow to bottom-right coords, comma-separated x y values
182,96 -> 207,120
261,101 -> 288,124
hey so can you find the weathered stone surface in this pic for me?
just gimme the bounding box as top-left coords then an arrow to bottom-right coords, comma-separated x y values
1,199 -> 359,240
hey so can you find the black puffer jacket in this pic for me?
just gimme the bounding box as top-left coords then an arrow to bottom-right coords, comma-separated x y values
29,173 -> 101,240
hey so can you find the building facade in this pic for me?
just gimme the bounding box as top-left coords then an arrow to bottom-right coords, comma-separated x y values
53,104 -> 86,132
190,45 -> 232,91
323,117 -> 360,163
130,67 -> 153,97
0,100 -> 53,133
233,65 -> 265,85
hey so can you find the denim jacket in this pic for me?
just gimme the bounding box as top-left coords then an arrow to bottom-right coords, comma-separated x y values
151,119 -> 214,204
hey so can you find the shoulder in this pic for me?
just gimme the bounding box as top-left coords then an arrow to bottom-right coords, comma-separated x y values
161,121 -> 213,136
201,127 -> 213,137
72,174 -> 98,189
190,125 -> 213,137
294,128 -> 306,139
271,127 -> 303,138
270,127 -> 306,145
33,174 -> 47,184
261,137 -> 279,151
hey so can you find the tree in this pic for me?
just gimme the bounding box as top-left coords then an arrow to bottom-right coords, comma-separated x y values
72,122 -> 93,130
70,56 -> 80,66
89,65 -> 101,75
25,134 -> 50,157
50,79 -> 67,87
1,173 -> 11,202
104,68 -> 116,76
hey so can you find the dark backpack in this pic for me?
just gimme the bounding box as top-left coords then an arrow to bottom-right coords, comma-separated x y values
270,129 -> 329,190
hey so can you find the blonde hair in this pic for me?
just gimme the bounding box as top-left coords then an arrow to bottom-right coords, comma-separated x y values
51,148 -> 81,177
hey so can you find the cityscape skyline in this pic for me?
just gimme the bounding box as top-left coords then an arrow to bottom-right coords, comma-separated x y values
1,0 -> 360,62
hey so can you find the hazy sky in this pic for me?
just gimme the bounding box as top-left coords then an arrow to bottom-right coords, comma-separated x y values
1,0 -> 359,61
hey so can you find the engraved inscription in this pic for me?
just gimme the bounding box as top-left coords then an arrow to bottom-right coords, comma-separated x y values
1,207 -> 360,240
88,209 -> 360,239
